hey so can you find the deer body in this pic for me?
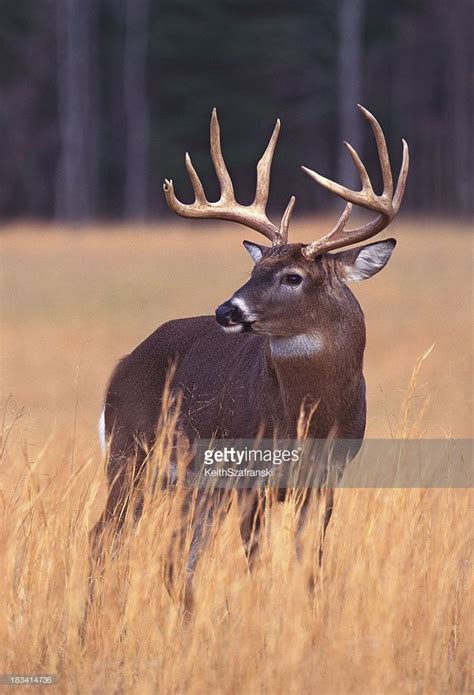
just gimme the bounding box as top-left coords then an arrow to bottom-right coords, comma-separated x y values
99,239 -> 388,546
105,307 -> 366,448
93,106 -> 409,590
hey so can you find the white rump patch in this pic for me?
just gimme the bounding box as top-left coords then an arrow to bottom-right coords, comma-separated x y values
98,408 -> 106,453
271,333 -> 324,359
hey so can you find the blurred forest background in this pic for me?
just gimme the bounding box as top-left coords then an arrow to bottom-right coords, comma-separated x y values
0,0 -> 472,223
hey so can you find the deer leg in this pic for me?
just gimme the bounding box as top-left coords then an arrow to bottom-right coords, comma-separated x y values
315,487 -> 335,568
84,440 -> 157,644
296,488 -> 335,561
237,489 -> 266,572
320,488 -> 334,542
188,490 -> 230,571
182,500 -> 212,617
164,489 -> 229,616
88,429 -> 155,617
294,488 -> 334,595
295,490 -> 311,562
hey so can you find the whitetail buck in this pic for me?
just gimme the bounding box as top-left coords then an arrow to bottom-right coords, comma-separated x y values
93,105 -> 409,578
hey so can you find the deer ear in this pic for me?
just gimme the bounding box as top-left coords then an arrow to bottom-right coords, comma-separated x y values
243,240 -> 267,264
334,238 -> 397,282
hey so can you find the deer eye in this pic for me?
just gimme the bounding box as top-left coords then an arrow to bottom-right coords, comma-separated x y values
283,273 -> 303,286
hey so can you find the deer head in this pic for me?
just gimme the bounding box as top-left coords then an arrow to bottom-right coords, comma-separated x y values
164,106 -> 409,343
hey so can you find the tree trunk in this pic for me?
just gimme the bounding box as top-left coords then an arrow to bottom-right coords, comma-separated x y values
55,0 -> 96,221
124,0 -> 150,219
337,0 -> 364,190
444,0 -> 473,217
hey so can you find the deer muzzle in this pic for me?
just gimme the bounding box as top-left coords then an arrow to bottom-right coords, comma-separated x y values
215,299 -> 256,333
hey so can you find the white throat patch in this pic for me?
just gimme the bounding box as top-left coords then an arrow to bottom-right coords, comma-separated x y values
222,323 -> 244,333
270,333 -> 324,359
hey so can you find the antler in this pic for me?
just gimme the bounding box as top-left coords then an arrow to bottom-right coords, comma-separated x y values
163,108 -> 295,246
301,105 -> 409,259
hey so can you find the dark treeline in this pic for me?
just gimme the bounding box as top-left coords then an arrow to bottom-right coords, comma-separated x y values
0,0 -> 472,222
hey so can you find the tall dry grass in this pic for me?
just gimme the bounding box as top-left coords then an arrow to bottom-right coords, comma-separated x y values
1,220 -> 472,692
2,407 -> 472,693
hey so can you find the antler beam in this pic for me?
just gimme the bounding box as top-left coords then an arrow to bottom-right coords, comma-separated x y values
301,105 -> 409,259
163,108 -> 295,246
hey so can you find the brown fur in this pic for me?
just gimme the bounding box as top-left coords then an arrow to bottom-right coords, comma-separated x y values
92,239 -> 395,582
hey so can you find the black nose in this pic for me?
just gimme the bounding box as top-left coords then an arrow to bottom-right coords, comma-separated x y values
215,301 -> 243,326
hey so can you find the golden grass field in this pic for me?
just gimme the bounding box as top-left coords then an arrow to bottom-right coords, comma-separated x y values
1,218 -> 473,693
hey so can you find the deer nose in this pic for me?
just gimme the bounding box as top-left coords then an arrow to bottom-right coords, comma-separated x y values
215,301 -> 243,326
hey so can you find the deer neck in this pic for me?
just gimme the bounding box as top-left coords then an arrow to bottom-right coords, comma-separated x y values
268,322 -> 365,437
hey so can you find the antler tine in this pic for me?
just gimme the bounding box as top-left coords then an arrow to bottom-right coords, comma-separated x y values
210,108 -> 235,203
301,166 -> 367,209
301,106 -> 409,259
185,152 -> 207,205
254,119 -> 280,212
279,195 -> 296,245
163,109 -> 295,246
343,141 -> 371,191
358,104 -> 393,198
393,139 -> 409,213
302,203 -> 353,259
